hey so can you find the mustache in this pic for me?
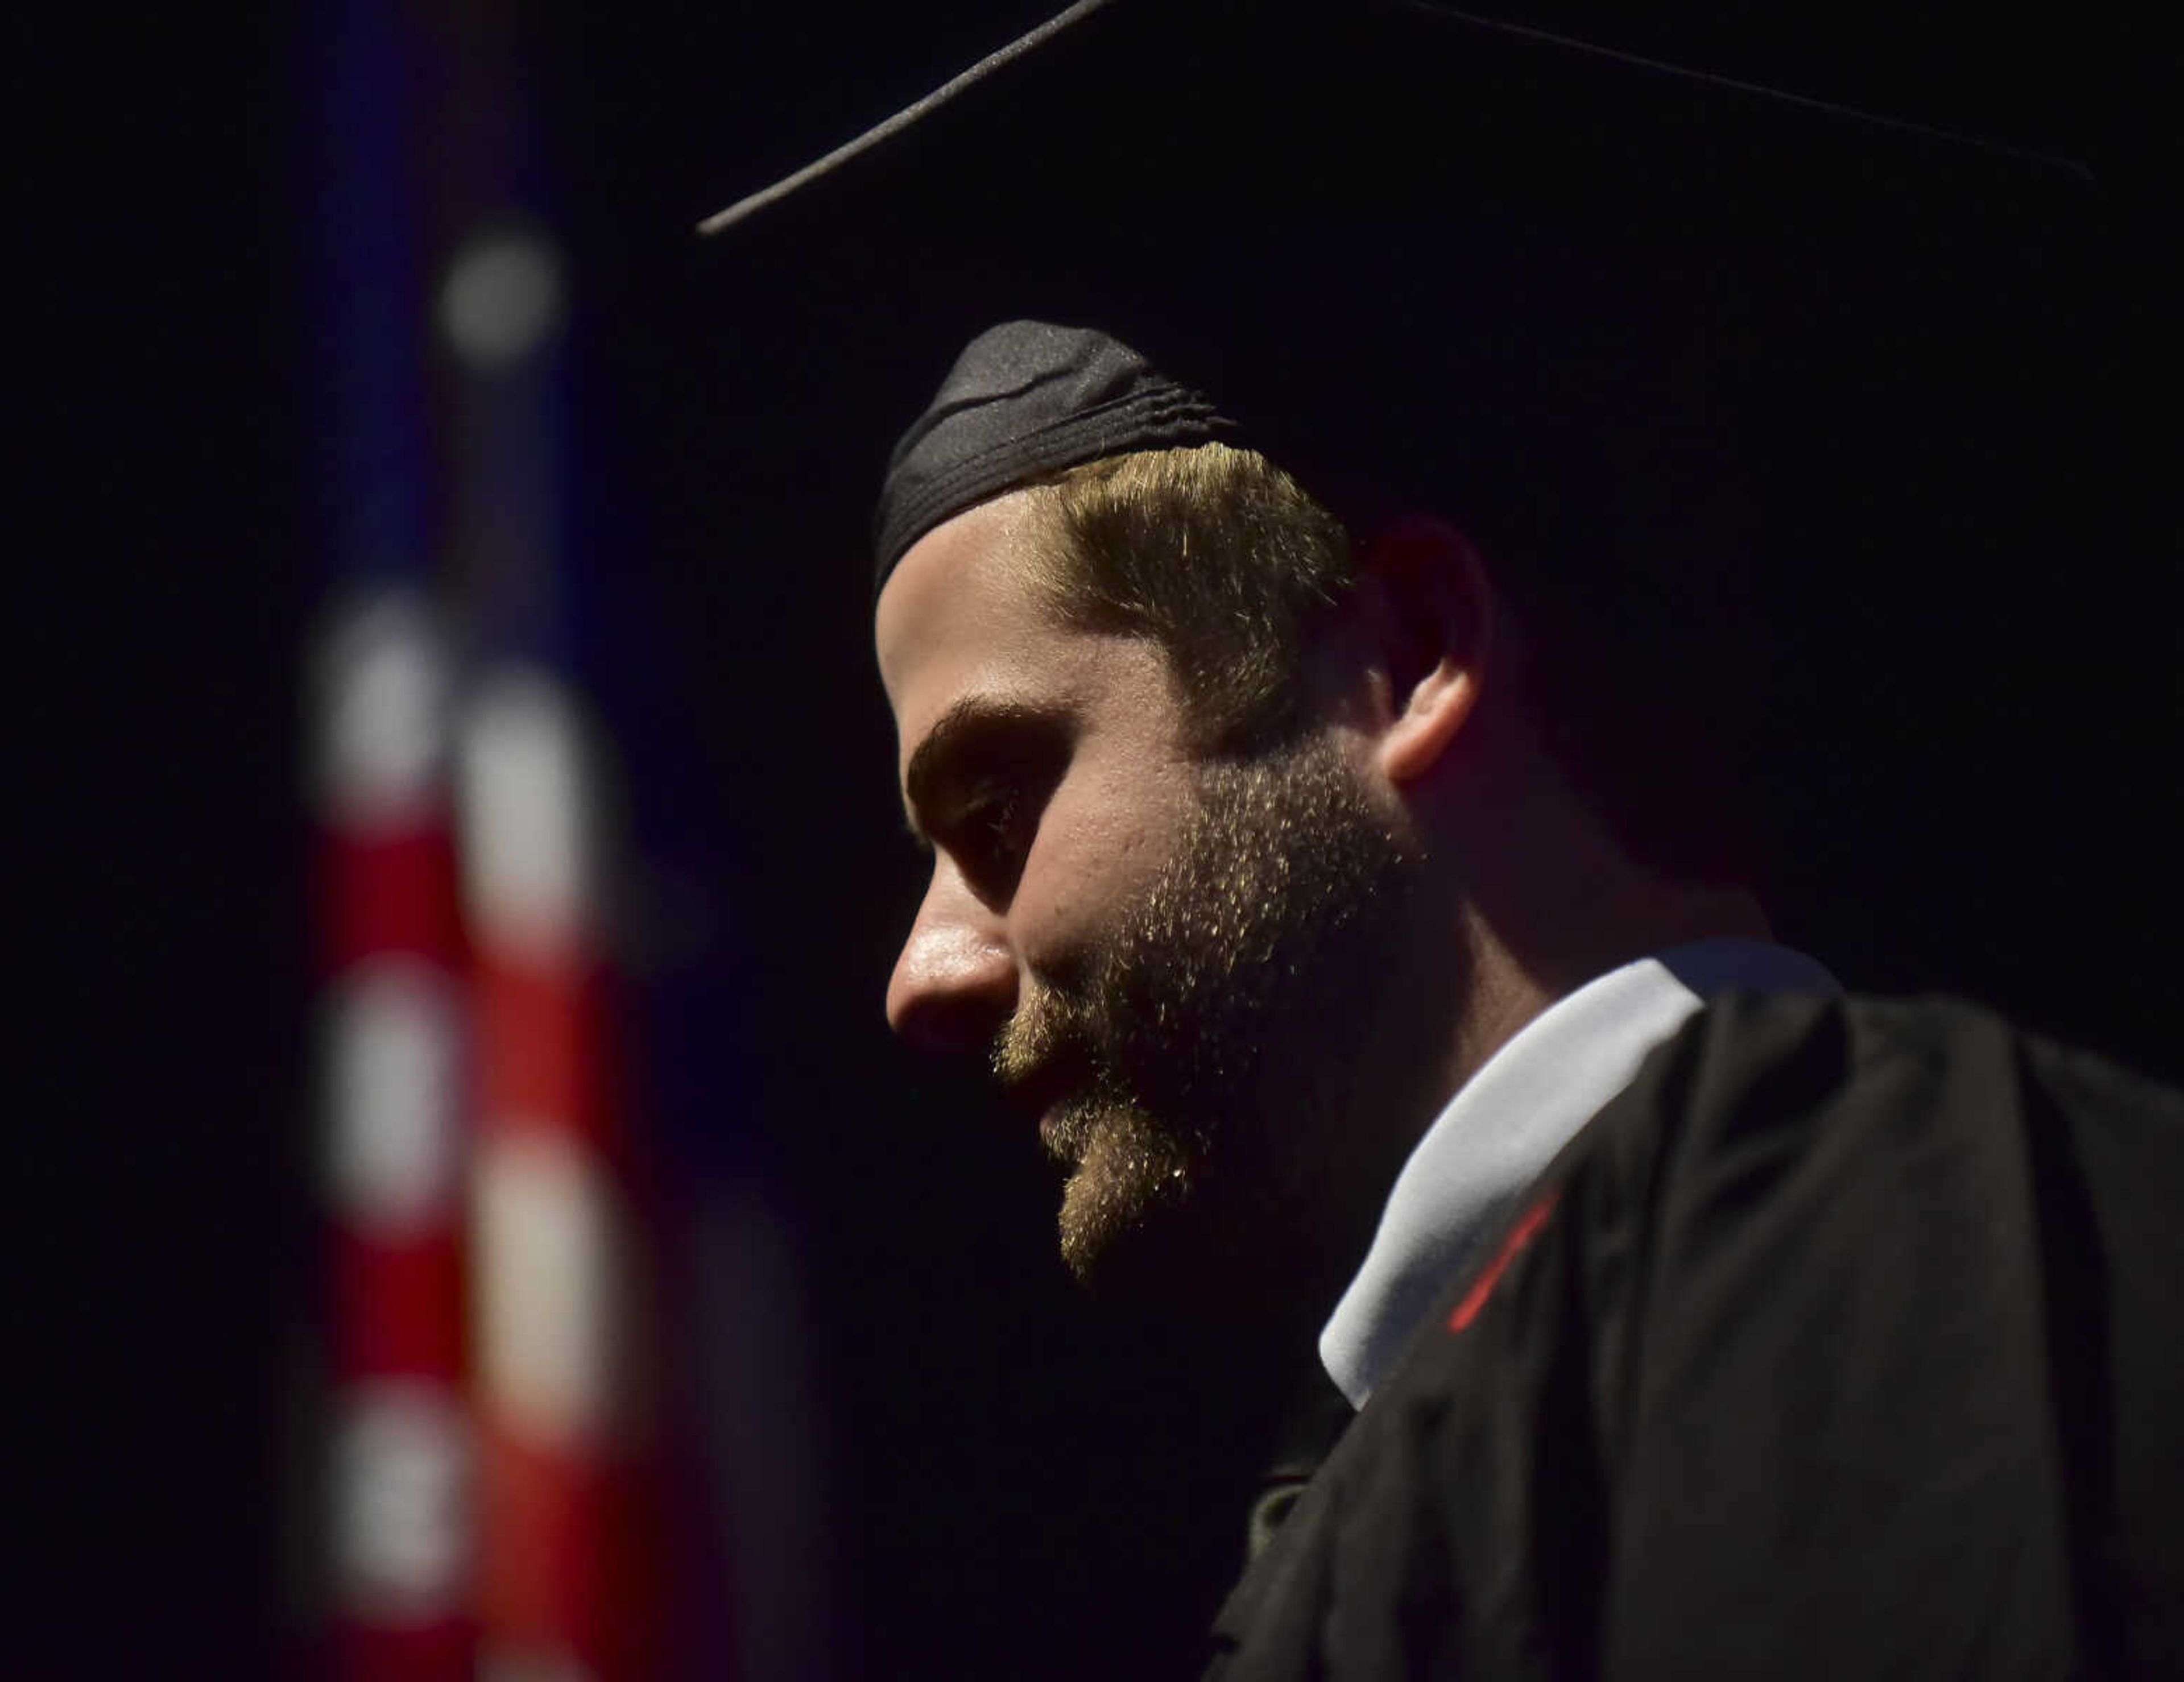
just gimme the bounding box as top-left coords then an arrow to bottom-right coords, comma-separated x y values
992,983 -> 1103,1100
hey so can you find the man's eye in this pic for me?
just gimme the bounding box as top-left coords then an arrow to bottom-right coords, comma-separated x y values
946,767 -> 1056,894
914,714 -> 1070,890
962,782 -> 1031,856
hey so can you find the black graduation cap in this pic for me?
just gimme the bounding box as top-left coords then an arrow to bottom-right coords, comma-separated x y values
690,0 -> 2157,1057
697,0 -> 2098,591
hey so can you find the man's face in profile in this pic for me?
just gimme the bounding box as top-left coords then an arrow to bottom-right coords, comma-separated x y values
877,488 -> 1424,1296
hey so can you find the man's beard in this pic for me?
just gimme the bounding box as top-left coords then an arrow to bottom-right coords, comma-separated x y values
994,731 -> 1429,1300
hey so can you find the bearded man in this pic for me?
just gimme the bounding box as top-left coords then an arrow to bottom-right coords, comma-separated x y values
876,317 -> 1809,1314
860,312 -> 2184,1676
705,1 -> 2184,1673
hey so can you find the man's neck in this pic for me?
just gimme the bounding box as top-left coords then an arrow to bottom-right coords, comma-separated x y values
1441,883 -> 1774,1117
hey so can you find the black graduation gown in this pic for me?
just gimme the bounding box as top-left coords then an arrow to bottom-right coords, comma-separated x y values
1203,992 -> 2184,1679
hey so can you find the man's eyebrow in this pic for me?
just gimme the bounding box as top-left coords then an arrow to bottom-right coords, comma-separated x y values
901,695 -> 1051,845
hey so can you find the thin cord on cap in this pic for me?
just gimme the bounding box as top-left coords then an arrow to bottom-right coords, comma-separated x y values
697,0 -> 1124,235
1395,0 -> 2094,184
700,0 -> 2092,241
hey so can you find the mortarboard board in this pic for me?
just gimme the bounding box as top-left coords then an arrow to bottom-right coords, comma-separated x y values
695,0 -> 2101,592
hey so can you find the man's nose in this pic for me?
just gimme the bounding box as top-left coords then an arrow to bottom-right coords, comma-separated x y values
886,867 -> 1017,1054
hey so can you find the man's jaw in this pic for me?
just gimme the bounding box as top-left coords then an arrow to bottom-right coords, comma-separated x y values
990,1001 -> 1199,1286
1045,1096 -> 1198,1289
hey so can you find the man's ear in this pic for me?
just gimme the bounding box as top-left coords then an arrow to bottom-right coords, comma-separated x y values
1351,514 -> 1492,786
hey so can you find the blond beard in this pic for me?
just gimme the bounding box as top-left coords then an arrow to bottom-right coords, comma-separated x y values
992,731 -> 1421,1294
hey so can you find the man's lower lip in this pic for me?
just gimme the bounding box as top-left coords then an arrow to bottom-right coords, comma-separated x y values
1013,1069 -> 1082,1125
1035,1099 -> 1080,1157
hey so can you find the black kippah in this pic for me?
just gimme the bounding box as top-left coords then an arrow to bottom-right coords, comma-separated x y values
871,320 -> 1239,593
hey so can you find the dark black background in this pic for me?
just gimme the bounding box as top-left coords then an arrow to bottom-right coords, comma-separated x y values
20,3 -> 2174,1677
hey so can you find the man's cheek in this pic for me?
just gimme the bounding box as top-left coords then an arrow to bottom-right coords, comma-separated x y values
1017,859 -> 1155,991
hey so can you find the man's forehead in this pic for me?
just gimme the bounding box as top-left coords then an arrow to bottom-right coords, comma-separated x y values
876,485 -> 1192,796
874,490 -> 1065,728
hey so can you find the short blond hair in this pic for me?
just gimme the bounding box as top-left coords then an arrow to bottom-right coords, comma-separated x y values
1023,443 -> 1355,752
1017,440 -> 1760,884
